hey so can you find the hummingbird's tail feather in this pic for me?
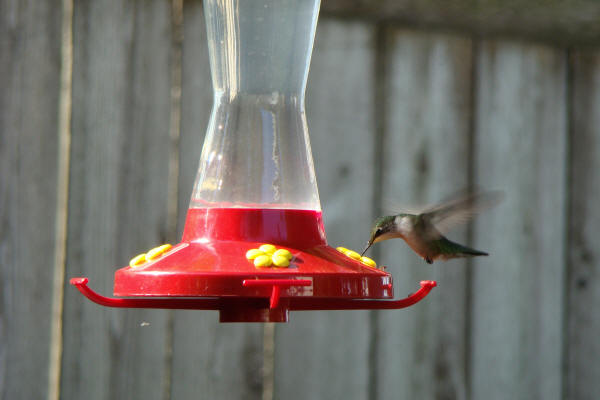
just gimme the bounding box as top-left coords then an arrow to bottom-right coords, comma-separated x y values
439,248 -> 488,260
457,247 -> 488,257
436,237 -> 488,260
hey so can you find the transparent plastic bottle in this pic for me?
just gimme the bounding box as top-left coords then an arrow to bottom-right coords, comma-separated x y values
190,0 -> 321,211
105,0 -> 417,319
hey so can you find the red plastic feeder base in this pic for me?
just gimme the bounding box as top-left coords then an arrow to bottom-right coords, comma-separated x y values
70,207 -> 437,322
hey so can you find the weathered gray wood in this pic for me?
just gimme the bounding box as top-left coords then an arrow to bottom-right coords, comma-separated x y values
60,1 -> 173,399
273,20 -> 376,400
170,3 -> 264,399
171,311 -> 264,400
0,1 -> 62,398
470,41 -> 567,400
375,29 -> 473,400
566,50 -> 600,400
321,0 -> 600,46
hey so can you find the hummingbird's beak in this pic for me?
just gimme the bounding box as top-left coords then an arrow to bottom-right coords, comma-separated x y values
361,241 -> 372,256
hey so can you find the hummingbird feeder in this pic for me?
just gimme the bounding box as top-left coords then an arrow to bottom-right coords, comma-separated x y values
70,0 -> 436,322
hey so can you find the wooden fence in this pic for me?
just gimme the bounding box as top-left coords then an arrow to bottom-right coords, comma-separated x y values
1,0 -> 599,399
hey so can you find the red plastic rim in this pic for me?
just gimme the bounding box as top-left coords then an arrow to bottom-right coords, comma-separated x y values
114,241 -> 393,299
71,277 -> 437,322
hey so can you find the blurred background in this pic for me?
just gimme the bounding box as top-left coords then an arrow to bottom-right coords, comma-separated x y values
2,0 -> 599,399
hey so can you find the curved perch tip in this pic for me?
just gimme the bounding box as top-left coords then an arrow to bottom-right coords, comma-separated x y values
70,277 -> 89,286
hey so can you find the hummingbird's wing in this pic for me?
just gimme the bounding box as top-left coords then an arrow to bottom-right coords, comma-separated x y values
420,191 -> 503,236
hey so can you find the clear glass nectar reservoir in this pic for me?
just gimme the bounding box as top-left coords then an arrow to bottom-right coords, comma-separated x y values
191,0 -> 321,210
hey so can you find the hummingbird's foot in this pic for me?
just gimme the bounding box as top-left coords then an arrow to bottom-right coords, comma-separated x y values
424,257 -> 433,264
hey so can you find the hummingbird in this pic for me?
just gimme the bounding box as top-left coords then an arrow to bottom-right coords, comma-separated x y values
361,191 -> 502,264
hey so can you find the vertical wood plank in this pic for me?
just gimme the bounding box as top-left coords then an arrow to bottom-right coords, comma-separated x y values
273,20 -> 376,400
60,1 -> 173,399
376,29 -> 473,400
0,0 -> 62,398
566,50 -> 600,400
470,41 -> 567,400
170,3 -> 264,399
